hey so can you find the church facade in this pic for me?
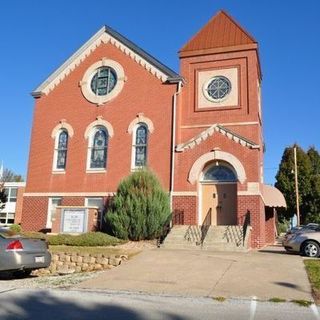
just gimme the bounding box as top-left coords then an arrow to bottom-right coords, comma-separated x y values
22,11 -> 285,248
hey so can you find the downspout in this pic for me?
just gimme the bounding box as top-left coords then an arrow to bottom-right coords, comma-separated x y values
170,80 -> 182,212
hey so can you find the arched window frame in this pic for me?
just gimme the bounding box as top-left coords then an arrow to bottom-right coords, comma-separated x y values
87,126 -> 109,171
131,122 -> 149,170
201,162 -> 237,183
52,129 -> 69,172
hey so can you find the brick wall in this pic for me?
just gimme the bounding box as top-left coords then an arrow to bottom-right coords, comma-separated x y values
21,197 -> 48,231
61,197 -> 84,207
238,195 -> 265,248
265,207 -> 276,245
23,39 -> 177,231
25,42 -> 176,195
172,196 -> 197,225
14,186 -> 25,224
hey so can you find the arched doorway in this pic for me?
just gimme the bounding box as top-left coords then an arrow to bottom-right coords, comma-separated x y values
201,162 -> 237,225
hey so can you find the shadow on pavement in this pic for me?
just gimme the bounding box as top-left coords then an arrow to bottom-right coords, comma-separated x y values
0,290 -> 185,320
258,249 -> 295,255
273,281 -> 311,295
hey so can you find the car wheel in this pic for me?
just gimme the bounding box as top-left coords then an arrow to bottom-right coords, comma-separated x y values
301,241 -> 320,257
13,269 -> 32,279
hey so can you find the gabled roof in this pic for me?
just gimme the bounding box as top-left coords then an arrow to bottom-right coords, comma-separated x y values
32,25 -> 182,97
175,124 -> 259,152
180,10 -> 257,54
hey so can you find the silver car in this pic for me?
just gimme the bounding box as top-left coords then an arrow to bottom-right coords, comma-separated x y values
283,226 -> 320,257
0,229 -> 51,277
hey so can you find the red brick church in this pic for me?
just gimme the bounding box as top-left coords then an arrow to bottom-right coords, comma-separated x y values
21,10 -> 285,248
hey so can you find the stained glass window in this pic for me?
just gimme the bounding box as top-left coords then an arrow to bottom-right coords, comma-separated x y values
203,165 -> 236,182
91,67 -> 117,96
134,124 -> 148,167
206,76 -> 231,101
56,130 -> 68,169
90,128 -> 108,169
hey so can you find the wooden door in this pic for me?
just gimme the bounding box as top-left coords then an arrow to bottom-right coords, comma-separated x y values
201,183 -> 237,225
201,184 -> 218,225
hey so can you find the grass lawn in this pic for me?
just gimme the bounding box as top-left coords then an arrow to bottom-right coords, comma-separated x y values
304,259 -> 320,304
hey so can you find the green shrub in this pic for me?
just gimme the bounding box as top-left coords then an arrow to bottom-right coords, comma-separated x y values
277,219 -> 290,234
20,231 -> 123,247
21,231 -> 47,240
9,224 -> 22,233
105,169 -> 171,240
47,232 -> 123,246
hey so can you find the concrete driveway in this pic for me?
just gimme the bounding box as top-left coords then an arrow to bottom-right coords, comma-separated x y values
76,246 -> 313,301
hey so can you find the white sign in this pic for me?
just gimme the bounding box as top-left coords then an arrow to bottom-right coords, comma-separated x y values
61,209 -> 87,233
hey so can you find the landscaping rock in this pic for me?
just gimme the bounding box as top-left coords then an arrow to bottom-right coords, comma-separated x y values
57,265 -> 75,275
109,257 -> 122,266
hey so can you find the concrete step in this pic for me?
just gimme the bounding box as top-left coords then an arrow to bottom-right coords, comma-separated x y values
202,244 -> 248,252
162,224 -> 250,252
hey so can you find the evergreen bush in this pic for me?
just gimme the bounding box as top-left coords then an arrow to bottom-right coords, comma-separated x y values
105,169 -> 171,240
9,224 -> 22,233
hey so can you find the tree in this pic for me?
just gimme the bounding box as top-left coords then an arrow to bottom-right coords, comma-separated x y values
0,168 -> 22,211
1,168 -> 24,182
104,169 -> 171,240
0,183 -> 7,210
305,147 -> 320,223
275,144 -> 312,223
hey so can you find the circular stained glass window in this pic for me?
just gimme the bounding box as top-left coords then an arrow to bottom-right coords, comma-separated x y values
205,76 -> 231,101
91,67 -> 117,96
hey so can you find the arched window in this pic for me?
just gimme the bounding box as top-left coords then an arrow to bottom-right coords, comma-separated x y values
88,127 -> 108,169
202,164 -> 237,182
133,123 -> 148,168
54,130 -> 68,170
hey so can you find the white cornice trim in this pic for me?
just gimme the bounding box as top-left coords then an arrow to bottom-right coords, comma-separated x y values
171,191 -> 197,196
4,182 -> 26,187
176,123 -> 259,152
180,121 -> 259,129
23,192 -> 115,197
237,191 -> 261,196
33,27 -> 169,97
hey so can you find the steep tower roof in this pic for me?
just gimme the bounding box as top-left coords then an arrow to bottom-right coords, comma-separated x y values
180,10 -> 257,55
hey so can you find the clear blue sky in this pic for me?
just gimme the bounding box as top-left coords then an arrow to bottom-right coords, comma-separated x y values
0,0 -> 319,184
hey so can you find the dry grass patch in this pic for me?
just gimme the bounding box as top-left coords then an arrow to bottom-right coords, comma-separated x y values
49,245 -> 141,259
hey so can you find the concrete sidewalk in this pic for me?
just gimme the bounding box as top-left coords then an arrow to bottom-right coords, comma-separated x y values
76,246 -> 313,301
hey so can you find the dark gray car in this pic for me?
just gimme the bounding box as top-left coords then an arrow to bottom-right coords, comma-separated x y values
0,229 -> 51,277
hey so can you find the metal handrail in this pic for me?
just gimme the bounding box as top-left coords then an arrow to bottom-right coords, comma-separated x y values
242,210 -> 251,245
200,208 -> 212,245
157,213 -> 172,247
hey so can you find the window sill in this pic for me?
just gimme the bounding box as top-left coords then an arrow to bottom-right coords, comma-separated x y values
131,166 -> 146,172
52,170 -> 66,175
86,169 -> 106,174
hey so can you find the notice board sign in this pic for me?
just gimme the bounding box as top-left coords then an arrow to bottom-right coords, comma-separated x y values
61,209 -> 88,233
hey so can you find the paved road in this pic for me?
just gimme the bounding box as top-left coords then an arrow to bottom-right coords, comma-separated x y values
77,246 -> 313,301
0,288 -> 319,320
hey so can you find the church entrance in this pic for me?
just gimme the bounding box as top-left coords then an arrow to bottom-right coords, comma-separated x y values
201,163 -> 237,225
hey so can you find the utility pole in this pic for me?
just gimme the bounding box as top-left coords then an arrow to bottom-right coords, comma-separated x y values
294,147 -> 300,226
